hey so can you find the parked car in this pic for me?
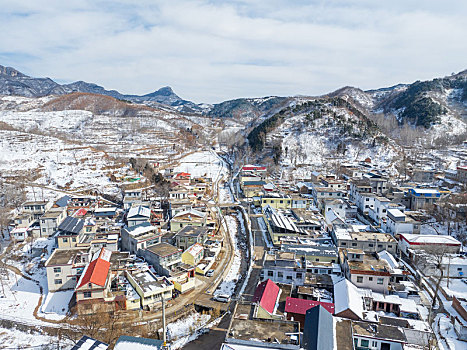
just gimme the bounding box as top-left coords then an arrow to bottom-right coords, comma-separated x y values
213,294 -> 231,303
206,269 -> 215,277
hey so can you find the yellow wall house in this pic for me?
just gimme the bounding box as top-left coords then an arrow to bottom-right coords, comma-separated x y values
261,195 -> 293,210
181,243 -> 204,266
126,269 -> 173,311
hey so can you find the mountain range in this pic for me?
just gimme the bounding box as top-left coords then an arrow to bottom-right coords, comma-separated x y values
1,64 -> 466,131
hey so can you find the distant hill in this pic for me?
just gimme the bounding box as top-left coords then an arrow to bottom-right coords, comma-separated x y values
0,64 -> 205,113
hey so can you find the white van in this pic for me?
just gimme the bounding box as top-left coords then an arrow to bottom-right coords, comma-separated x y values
213,294 -> 231,303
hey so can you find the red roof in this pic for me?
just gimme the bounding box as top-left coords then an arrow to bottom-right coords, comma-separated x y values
77,248 -> 111,289
175,172 -> 191,178
252,279 -> 280,314
284,297 -> 335,315
242,165 -> 266,171
74,208 -> 88,217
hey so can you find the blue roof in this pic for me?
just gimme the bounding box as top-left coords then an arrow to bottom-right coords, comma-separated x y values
56,195 -> 71,207
115,336 -> 163,349
71,335 -> 108,350
304,305 -> 334,350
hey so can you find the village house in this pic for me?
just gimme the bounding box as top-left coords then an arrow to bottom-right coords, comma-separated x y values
407,188 -> 441,210
173,225 -> 209,250
39,207 -> 67,237
331,228 -> 398,255
285,297 -> 335,329
127,205 -> 151,227
384,209 -> 421,235
261,252 -> 306,285
141,243 -> 183,276
121,222 -> 162,255
170,208 -> 207,230
252,279 -> 282,320
45,247 -> 90,292
125,269 -> 173,311
398,233 -> 461,256
55,216 -> 85,248
339,249 -> 393,294
75,248 -> 113,314
181,243 -> 204,266
22,200 -> 53,219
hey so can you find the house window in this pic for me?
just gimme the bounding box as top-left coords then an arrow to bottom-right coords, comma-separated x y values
342,242 -> 347,246
286,275 -> 292,280
360,339 -> 369,347
268,271 -> 273,277
315,258 -> 320,262
278,272 -> 283,278
88,283 -> 92,288
388,245 -> 392,248
378,244 -> 383,248
368,277 -> 373,281
458,268 -> 462,271
296,273 -> 302,279
53,267 -> 61,273
54,279 -> 62,284
357,276 -> 363,283
72,237 -> 76,242
63,238 -> 68,243
377,278 -> 384,285
369,243 -> 374,247
42,228 -> 46,233
83,291 -> 92,298
280,200 -> 283,204
352,243 -> 357,247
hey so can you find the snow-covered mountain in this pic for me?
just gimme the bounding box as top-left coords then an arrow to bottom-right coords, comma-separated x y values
0,64 -> 206,113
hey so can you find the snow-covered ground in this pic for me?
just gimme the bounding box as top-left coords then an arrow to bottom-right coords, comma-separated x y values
174,151 -> 228,180
165,312 -> 211,349
0,327 -> 72,349
434,314 -> 466,350
0,270 -> 42,323
440,279 -> 467,300
39,290 -> 74,320
215,215 -> 242,297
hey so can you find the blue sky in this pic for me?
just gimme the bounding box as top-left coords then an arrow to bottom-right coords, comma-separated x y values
0,0 -> 466,103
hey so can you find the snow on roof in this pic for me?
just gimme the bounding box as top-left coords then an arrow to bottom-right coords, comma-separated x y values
325,209 -> 345,226
411,188 -> 439,194
377,250 -> 399,270
252,279 -> 280,315
400,233 -> 461,245
334,227 -> 352,240
185,243 -> 204,257
126,222 -> 158,236
284,297 -> 335,315
94,207 -> 117,213
173,208 -> 206,219
387,208 -> 405,218
114,336 -> 163,350
333,278 -> 366,319
128,205 -> 151,218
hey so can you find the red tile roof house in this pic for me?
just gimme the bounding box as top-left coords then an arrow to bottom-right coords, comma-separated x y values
284,297 -> 335,330
252,279 -> 282,320
173,172 -> 191,185
75,248 -> 113,315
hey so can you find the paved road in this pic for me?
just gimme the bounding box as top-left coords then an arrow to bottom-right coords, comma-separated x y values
183,200 -> 267,349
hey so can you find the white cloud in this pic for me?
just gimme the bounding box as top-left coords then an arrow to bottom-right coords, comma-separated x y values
0,0 -> 466,103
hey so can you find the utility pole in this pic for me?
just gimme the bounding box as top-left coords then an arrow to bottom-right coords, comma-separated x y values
162,294 -> 170,350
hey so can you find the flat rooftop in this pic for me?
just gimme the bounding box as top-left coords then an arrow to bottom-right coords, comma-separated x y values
46,248 -> 88,266
129,269 -> 171,294
350,231 -> 396,243
352,321 -> 406,343
146,243 -> 181,257
229,302 -> 299,346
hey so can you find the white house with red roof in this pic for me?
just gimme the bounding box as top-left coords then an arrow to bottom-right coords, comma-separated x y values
75,247 -> 112,314
398,233 -> 461,255
252,279 -> 282,320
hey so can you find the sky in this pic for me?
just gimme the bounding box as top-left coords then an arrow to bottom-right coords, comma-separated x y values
0,0 -> 466,103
